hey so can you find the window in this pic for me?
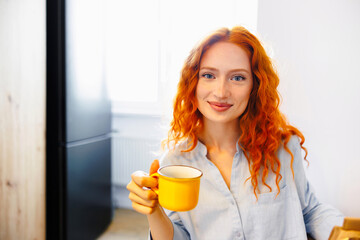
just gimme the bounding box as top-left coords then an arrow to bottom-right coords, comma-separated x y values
105,0 -> 258,117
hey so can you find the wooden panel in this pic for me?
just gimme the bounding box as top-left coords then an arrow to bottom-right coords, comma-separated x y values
0,0 -> 46,239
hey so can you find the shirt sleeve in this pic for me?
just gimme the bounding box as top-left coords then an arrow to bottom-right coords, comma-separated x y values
167,210 -> 191,240
148,210 -> 190,240
291,138 -> 344,240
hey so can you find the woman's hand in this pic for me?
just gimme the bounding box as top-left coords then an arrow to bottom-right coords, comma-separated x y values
127,159 -> 160,215
128,160 -> 174,239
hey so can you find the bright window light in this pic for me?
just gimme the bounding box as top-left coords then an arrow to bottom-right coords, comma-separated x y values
105,0 -> 159,103
104,0 -> 258,115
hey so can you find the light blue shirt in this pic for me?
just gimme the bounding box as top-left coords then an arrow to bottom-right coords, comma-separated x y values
157,136 -> 344,240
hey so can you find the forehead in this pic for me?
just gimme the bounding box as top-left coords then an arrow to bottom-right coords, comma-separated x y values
200,42 -> 250,70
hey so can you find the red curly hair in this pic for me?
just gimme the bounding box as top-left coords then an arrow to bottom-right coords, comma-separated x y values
165,26 -> 308,198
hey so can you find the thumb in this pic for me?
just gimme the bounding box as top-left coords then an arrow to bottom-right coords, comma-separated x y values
149,159 -> 160,175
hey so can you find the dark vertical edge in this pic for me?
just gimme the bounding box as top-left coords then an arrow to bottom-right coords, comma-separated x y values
46,0 -> 67,239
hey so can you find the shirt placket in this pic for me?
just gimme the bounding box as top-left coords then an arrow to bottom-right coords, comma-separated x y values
230,151 -> 245,240
206,150 -> 245,240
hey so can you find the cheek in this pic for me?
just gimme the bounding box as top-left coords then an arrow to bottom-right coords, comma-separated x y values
195,86 -> 201,108
195,85 -> 208,111
236,89 -> 252,106
196,81 -> 211,100
195,84 -> 205,101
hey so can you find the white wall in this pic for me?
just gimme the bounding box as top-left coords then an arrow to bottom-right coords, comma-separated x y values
257,0 -> 360,217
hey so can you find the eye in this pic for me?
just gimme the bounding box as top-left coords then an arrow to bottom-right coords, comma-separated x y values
201,73 -> 215,79
231,75 -> 245,81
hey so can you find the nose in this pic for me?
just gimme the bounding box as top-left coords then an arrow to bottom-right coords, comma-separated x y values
214,78 -> 229,99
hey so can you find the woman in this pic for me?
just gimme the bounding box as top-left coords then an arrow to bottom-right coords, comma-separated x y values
126,26 -> 344,240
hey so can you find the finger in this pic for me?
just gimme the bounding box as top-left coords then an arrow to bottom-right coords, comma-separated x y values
149,159 -> 160,175
131,171 -> 158,188
126,181 -> 157,200
131,202 -> 156,215
128,192 -> 157,208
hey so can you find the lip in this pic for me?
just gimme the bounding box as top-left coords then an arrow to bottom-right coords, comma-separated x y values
208,101 -> 232,112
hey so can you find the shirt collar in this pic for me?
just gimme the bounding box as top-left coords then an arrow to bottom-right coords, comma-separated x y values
193,137 -> 243,156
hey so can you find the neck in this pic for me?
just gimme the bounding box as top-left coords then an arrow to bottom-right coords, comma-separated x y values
198,119 -> 240,152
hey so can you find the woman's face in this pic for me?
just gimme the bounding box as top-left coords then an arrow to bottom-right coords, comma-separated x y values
196,41 -> 253,126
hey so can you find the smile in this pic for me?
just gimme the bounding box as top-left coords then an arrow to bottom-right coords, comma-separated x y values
208,101 -> 233,112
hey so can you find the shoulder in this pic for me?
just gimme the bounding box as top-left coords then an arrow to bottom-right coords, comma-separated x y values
277,135 -> 305,170
159,139 -> 207,167
159,141 -> 194,166
277,135 -> 302,159
285,135 -> 302,153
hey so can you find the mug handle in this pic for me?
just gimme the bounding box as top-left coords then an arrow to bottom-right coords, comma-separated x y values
150,172 -> 159,195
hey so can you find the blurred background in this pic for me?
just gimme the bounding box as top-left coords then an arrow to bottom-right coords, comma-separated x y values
1,0 -> 359,239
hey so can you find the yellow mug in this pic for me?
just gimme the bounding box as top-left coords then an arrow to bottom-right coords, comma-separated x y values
151,165 -> 203,212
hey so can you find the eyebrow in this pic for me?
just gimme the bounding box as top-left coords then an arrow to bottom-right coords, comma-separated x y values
199,67 -> 250,75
